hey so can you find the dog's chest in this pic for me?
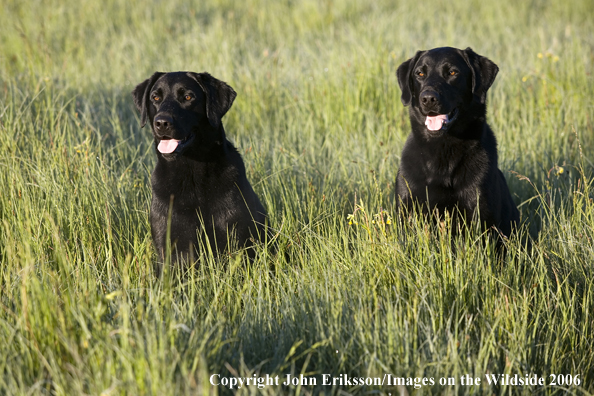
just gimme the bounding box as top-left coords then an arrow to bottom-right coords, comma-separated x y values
151,162 -> 242,221
413,140 -> 488,189
423,153 -> 459,186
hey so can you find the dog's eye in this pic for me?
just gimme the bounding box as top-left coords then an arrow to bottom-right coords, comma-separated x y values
417,71 -> 425,77
184,94 -> 192,101
153,95 -> 161,102
449,70 -> 457,76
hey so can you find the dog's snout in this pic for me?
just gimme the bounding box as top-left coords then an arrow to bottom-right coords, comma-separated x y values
420,90 -> 440,108
154,115 -> 174,132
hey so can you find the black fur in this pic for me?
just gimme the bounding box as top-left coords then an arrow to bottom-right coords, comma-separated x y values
132,72 -> 268,266
395,47 -> 519,237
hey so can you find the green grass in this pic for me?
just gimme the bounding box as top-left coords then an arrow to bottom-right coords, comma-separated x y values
1,0 -> 594,394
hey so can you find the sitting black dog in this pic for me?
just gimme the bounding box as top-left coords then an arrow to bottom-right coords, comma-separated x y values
395,47 -> 519,237
133,72 -> 268,266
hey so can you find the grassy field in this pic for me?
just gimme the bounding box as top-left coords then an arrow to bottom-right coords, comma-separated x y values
1,0 -> 594,394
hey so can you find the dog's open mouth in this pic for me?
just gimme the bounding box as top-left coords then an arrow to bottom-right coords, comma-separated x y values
157,135 -> 194,154
425,108 -> 459,132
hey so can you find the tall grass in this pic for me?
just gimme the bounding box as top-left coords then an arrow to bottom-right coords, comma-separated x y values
1,0 -> 593,394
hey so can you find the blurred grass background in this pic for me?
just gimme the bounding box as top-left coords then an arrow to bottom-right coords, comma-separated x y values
1,0 -> 594,394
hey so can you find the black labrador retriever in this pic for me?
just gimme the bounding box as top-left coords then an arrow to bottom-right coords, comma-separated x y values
133,71 -> 268,266
395,47 -> 519,237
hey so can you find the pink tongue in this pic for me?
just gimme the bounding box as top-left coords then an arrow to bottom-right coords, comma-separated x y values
425,114 -> 449,131
157,139 -> 181,154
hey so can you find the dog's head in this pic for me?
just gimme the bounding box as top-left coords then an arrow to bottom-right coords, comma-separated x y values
396,47 -> 498,137
132,72 -> 236,159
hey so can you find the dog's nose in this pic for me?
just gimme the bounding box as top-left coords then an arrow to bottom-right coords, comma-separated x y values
420,91 -> 440,108
154,115 -> 174,132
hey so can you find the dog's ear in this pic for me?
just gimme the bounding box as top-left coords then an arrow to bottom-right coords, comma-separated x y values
461,47 -> 499,103
396,50 -> 424,107
188,72 -> 237,129
132,72 -> 164,127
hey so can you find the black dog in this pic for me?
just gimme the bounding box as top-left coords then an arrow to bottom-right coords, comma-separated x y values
133,72 -> 268,265
395,47 -> 519,237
